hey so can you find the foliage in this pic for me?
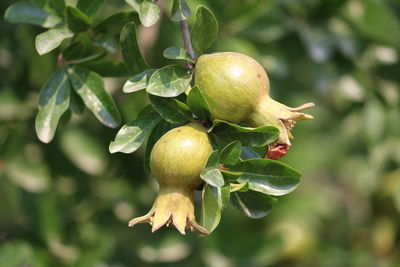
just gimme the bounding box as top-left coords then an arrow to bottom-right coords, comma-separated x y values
1,0 -> 400,266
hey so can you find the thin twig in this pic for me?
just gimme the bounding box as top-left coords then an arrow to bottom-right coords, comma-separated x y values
180,20 -> 196,69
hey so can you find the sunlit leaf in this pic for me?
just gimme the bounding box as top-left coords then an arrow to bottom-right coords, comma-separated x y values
139,0 -> 160,27
35,27 -> 73,55
228,159 -> 301,196
171,0 -> 191,21
67,66 -> 121,128
201,184 -> 221,233
109,110 -> 161,154
201,151 -> 225,187
123,69 -> 156,93
146,65 -> 192,97
35,68 -> 70,143
4,1 -> 62,28
191,5 -> 218,54
163,47 -> 194,62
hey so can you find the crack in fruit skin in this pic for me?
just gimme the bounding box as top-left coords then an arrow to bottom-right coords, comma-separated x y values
195,52 -> 314,159
128,122 -> 212,234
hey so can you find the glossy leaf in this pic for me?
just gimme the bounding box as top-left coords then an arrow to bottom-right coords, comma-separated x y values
163,47 -> 194,62
171,0 -> 191,21
35,68 -> 70,143
219,141 -> 242,166
241,146 -> 261,159
191,5 -> 218,54
67,51 -> 106,65
109,110 -> 161,154
65,6 -> 91,32
148,94 -> 192,124
4,1 -> 62,28
201,150 -> 225,187
210,184 -> 230,208
231,191 -> 277,219
69,89 -> 85,115
67,66 -> 121,128
35,27 -> 73,55
124,0 -> 140,12
94,12 -> 139,34
143,120 -> 175,174
187,85 -> 211,120
77,0 -> 105,18
228,159 -> 301,196
146,65 -> 192,97
120,22 -> 149,75
139,1 -> 160,27
123,69 -> 156,93
201,184 -> 221,234
211,120 -> 279,147
230,181 -> 249,192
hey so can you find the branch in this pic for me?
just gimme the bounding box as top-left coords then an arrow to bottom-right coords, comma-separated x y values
180,20 -> 196,69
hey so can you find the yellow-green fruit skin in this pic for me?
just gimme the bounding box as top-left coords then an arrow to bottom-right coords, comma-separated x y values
150,122 -> 213,189
194,52 -> 269,123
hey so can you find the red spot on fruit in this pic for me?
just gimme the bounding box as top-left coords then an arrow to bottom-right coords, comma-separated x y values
257,74 -> 262,79
266,144 -> 290,160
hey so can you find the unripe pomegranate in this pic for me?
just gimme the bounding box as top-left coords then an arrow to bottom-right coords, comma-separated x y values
128,122 -> 212,234
194,52 -> 314,159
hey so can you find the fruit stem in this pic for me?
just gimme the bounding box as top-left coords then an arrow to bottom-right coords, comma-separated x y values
180,20 -> 196,69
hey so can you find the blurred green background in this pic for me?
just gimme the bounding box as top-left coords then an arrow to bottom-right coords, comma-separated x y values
1,0 -> 400,266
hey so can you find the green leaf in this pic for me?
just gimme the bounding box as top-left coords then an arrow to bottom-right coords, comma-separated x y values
94,12 -> 139,34
123,69 -> 156,93
230,181 -> 249,192
35,27 -> 73,55
146,65 -> 192,97
201,150 -> 225,187
62,42 -> 86,61
227,159 -> 301,196
191,5 -> 218,54
4,1 -> 62,28
219,141 -> 242,166
201,184 -> 221,234
144,120 -> 174,174
35,68 -> 70,143
163,47 -> 194,62
120,22 -> 149,75
171,0 -> 191,21
65,6 -> 91,32
60,128 -> 108,175
124,0 -> 140,12
139,0 -> 160,27
211,120 -> 279,148
109,110 -> 162,154
241,146 -> 261,159
231,191 -> 277,219
148,94 -> 192,124
81,61 -> 130,77
77,0 -> 105,18
67,66 -> 121,128
48,0 -> 65,17
187,85 -> 211,120
210,184 -> 230,208
69,89 -> 85,114
67,51 -> 106,65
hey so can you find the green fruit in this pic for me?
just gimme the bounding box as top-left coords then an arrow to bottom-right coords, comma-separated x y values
195,52 -> 314,158
128,122 -> 212,235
